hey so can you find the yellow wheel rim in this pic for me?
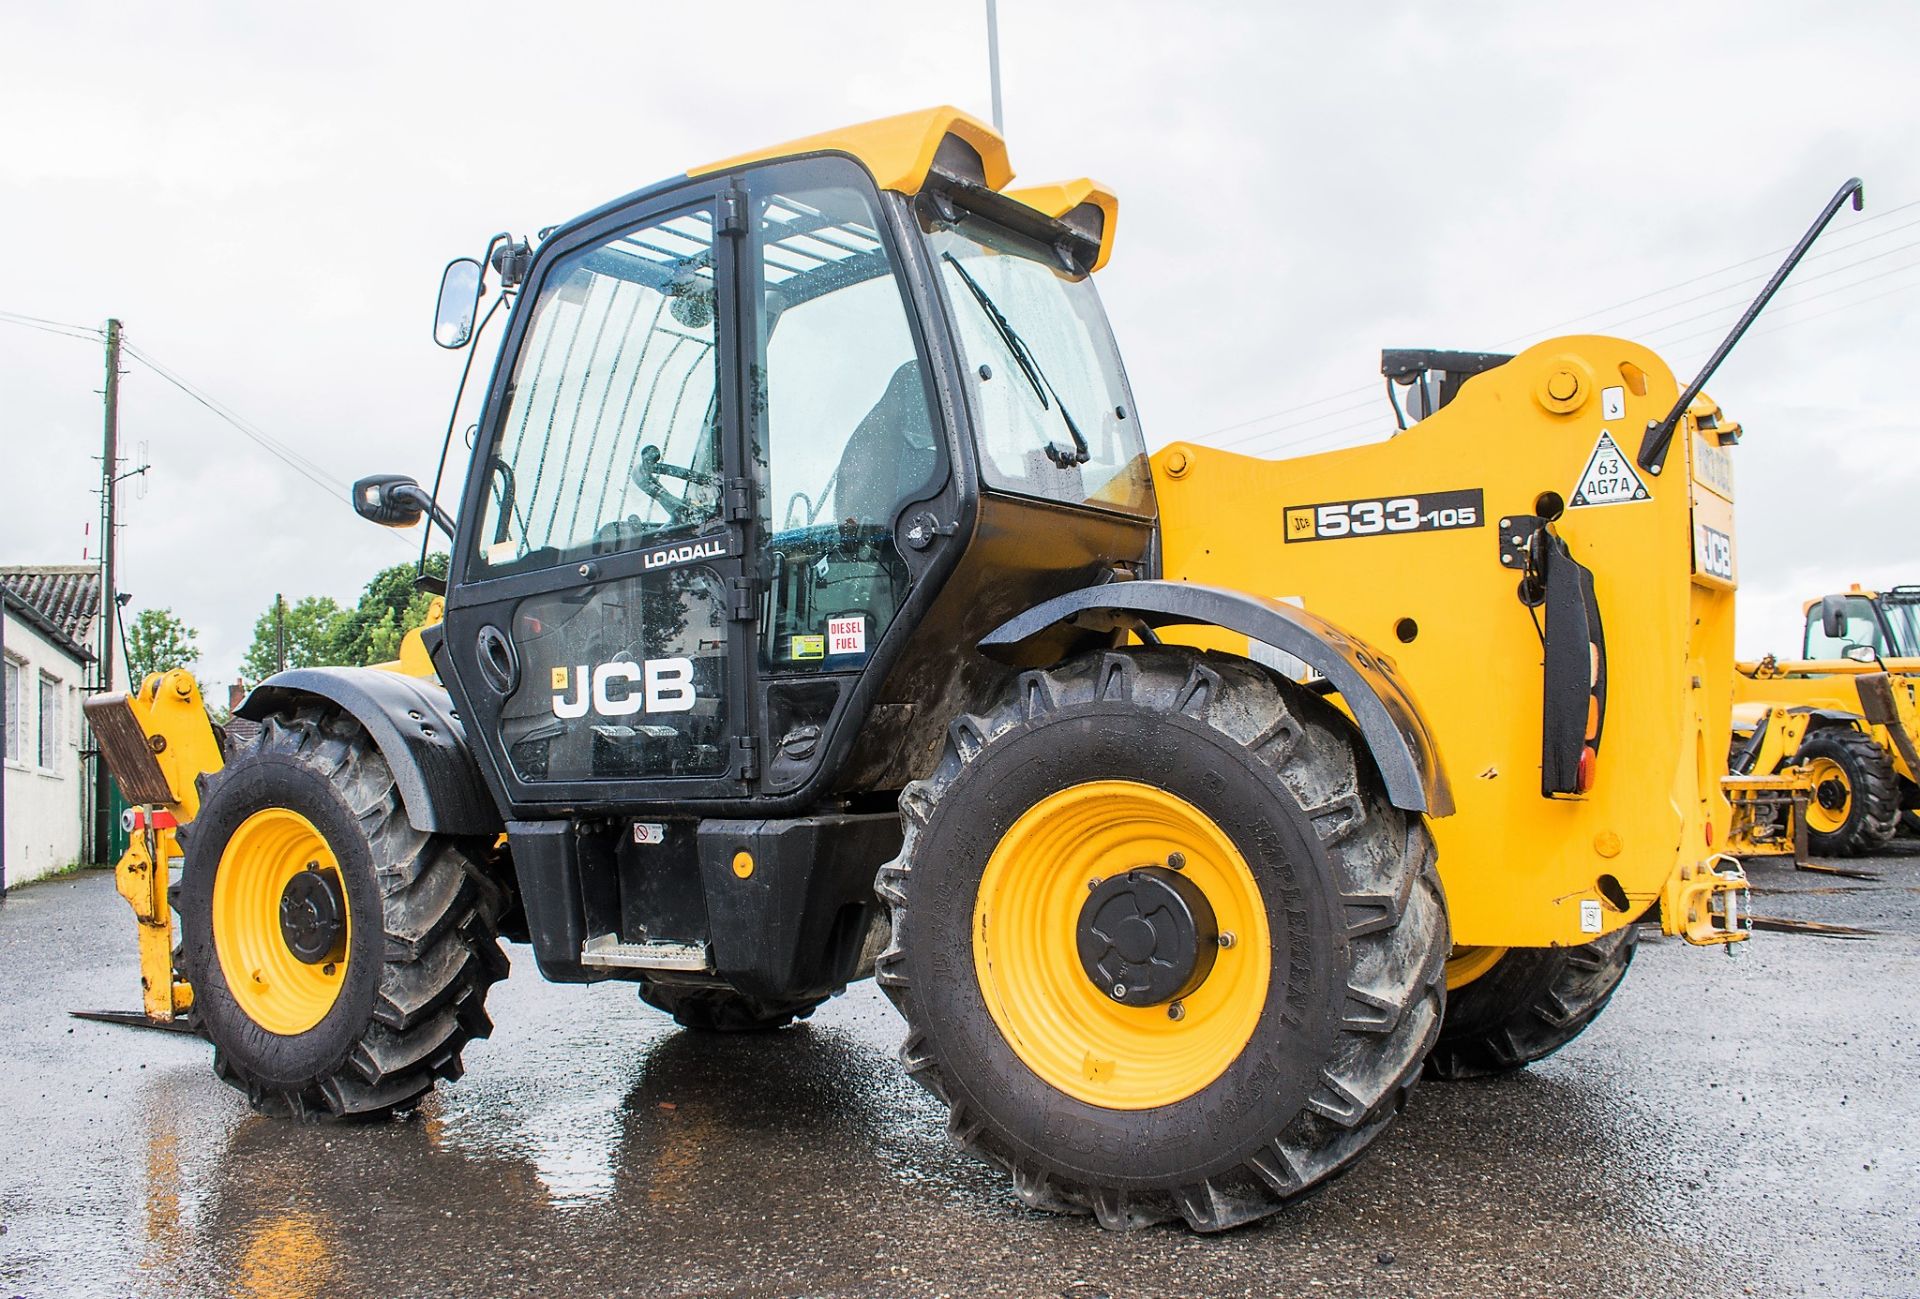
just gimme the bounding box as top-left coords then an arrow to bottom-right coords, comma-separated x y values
212,808 -> 351,1036
1444,945 -> 1509,990
1804,757 -> 1851,835
972,779 -> 1271,1111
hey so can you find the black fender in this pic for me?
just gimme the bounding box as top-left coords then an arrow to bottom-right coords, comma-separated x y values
1789,705 -> 1866,727
238,667 -> 501,836
980,580 -> 1452,816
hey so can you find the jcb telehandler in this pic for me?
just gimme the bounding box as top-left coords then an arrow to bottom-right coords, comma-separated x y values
88,109 -> 1859,1231
1729,584 -> 1920,855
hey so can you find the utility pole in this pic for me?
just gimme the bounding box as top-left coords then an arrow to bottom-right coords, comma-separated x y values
275,594 -> 287,673
93,318 -> 122,865
985,0 -> 1004,133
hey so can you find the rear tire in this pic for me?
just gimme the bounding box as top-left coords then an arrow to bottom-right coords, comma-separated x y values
876,648 -> 1447,1232
1793,727 -> 1898,857
180,705 -> 509,1118
636,982 -> 824,1032
1423,929 -> 1635,1081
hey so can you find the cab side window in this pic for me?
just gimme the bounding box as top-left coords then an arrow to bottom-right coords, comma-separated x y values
1803,596 -> 1883,658
476,208 -> 720,574
752,166 -> 939,671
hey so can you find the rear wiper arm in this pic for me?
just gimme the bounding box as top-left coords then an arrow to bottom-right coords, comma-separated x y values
941,253 -> 1090,466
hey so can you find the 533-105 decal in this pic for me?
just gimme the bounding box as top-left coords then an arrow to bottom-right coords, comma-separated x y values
1284,489 -> 1485,543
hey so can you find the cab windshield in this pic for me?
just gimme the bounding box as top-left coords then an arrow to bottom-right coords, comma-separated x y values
930,215 -> 1152,516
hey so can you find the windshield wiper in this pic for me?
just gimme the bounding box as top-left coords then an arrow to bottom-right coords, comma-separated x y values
941,253 -> 1090,466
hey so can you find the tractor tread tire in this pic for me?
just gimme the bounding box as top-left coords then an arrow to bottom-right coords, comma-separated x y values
636,983 -> 825,1032
182,705 -> 508,1120
875,647 -> 1446,1232
1423,929 -> 1636,1081
1795,727 -> 1899,857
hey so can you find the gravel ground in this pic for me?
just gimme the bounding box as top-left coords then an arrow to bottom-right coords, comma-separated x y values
0,853 -> 1914,1299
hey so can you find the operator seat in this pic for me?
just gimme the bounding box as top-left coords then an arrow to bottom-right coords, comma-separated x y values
832,360 -> 937,526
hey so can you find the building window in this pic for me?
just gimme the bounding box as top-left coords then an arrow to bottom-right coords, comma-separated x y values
39,671 -> 60,771
3,655 -> 21,763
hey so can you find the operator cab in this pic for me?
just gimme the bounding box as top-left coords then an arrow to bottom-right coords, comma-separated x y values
1803,587 -> 1920,660
422,110 -> 1154,818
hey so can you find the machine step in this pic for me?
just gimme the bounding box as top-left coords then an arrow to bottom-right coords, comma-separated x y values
579,934 -> 712,972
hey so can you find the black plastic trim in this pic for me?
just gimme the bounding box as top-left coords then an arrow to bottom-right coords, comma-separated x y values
238,668 -> 500,836
979,581 -> 1452,815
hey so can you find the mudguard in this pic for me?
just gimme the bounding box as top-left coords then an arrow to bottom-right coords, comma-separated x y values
239,667 -> 500,836
980,580 -> 1452,815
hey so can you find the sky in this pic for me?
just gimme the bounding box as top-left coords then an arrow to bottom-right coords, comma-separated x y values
2,1 -> 1916,680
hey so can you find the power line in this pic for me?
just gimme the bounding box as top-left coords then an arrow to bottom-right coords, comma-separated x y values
120,342 -> 345,494
118,340 -> 412,548
1193,194 -> 1913,449
1228,273 -> 1917,463
0,309 -> 103,343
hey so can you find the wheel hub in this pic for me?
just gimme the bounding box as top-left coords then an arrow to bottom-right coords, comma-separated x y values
278,864 -> 346,964
1815,778 -> 1848,812
1076,864 -> 1218,1007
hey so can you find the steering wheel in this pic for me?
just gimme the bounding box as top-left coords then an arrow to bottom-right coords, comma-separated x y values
631,444 -> 719,527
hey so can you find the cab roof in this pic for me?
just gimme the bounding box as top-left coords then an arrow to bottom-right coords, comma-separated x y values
690,106 -> 1118,272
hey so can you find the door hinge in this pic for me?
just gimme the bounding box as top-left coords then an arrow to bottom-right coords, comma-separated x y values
720,188 -> 748,236
733,735 -> 760,781
723,475 -> 754,522
728,576 -> 761,621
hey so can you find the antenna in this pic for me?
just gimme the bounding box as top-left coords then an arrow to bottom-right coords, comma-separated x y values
985,0 -> 1004,133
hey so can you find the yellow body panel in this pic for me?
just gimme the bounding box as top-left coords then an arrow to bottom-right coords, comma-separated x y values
689,107 -> 1120,275
1154,337 -> 1738,948
689,105 -> 1012,195
1004,180 -> 1118,272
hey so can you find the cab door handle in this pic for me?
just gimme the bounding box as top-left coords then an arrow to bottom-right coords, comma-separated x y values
474,624 -> 520,697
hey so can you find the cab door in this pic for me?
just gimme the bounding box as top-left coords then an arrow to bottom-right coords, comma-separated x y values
442,185 -> 755,809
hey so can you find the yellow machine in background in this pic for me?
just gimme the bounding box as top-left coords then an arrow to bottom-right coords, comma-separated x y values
81,601 -> 446,1027
1729,586 -> 1920,856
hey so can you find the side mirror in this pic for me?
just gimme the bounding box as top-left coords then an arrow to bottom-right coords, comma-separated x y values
352,474 -> 427,528
1820,594 -> 1849,641
1844,643 -> 1879,664
434,257 -> 483,349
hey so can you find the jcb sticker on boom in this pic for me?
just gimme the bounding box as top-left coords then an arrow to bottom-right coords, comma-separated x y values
1283,489 -> 1484,543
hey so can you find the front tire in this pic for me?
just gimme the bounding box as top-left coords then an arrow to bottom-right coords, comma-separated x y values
876,648 -> 1446,1231
180,705 -> 509,1118
1423,930 -> 1635,1081
1793,727 -> 1898,857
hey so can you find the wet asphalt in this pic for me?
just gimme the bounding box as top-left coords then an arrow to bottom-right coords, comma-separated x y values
0,854 -> 1914,1299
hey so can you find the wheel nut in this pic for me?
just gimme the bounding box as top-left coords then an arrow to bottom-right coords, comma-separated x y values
1088,878 -> 1102,891
1167,852 -> 1186,871
1217,932 -> 1236,949
1167,1001 -> 1186,1021
1110,983 -> 1127,1000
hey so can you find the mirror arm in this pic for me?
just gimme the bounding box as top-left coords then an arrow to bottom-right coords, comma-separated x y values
391,484 -> 456,538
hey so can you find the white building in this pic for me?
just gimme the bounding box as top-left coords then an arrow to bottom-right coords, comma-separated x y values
2,566 -> 102,890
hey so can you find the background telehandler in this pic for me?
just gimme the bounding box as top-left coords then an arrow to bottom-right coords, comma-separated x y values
1729,584 -> 1920,856
89,108 -> 1857,1231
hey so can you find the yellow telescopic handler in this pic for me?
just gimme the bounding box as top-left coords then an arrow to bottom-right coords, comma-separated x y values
1728,585 -> 1920,858
82,109 -> 1861,1230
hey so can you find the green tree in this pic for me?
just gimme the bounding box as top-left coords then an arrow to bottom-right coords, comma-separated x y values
336,554 -> 448,666
241,594 -> 349,680
126,607 -> 201,680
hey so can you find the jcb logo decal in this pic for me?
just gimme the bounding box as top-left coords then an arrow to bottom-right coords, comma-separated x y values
552,658 -> 698,718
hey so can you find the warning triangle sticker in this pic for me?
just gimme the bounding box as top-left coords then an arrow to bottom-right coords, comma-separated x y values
1568,429 -> 1651,507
